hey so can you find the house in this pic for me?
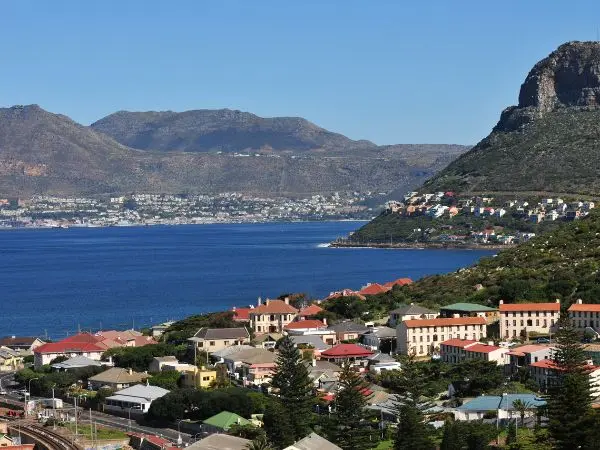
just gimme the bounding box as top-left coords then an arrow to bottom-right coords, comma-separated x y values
222,348 -> 277,385
530,359 -> 600,394
361,327 -> 397,352
210,345 -> 255,365
231,307 -> 252,323
0,336 -> 45,352
283,432 -> 342,450
189,327 -> 251,353
88,368 -> 148,391
568,300 -> 600,334
289,335 -> 331,356
499,300 -> 560,339
0,422 -> 34,450
297,304 -> 324,318
51,355 -> 104,371
104,384 -> 169,415
357,283 -> 390,296
188,434 -> 251,450
389,304 -> 437,327
201,411 -> 250,433
454,394 -> 546,421
397,317 -> 487,357
0,348 -> 23,372
383,278 -> 413,290
181,366 -> 217,389
439,303 -> 499,323
249,298 -> 298,334
284,320 -> 328,333
367,353 -> 401,373
320,343 -> 373,364
506,344 -> 556,375
149,356 -> 179,373
253,332 -> 283,349
323,289 -> 366,302
149,321 -> 175,338
95,330 -> 157,347
327,321 -> 369,342
34,333 -> 109,370
440,339 -> 508,365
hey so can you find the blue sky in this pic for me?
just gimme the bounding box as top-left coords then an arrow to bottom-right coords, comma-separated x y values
1,1 -> 599,145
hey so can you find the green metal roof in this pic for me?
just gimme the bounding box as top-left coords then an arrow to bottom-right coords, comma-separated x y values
440,302 -> 498,312
202,411 -> 250,430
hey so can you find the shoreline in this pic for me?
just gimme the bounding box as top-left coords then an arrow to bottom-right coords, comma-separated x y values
329,241 -> 513,250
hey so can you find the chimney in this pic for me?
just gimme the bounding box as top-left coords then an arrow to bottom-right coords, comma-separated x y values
323,318 -> 327,326
499,300 -> 504,305
555,299 -> 560,304
410,303 -> 414,306
257,297 -> 262,306
312,358 -> 317,367
266,298 -> 270,305
453,314 -> 460,319
232,306 -> 236,311
284,297 -> 290,305
128,368 -> 133,375
577,299 -> 583,304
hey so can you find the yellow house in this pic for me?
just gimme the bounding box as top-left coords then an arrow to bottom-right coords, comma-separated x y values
182,366 -> 217,389
0,347 -> 23,372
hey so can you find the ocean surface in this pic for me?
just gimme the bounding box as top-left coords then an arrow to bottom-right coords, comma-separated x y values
0,222 -> 495,339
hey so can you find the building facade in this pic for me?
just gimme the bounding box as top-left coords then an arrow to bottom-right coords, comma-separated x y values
568,300 -> 600,334
499,300 -> 560,339
249,298 -> 298,334
397,317 -> 487,357
189,327 -> 251,353
440,339 -> 508,365
388,304 -> 437,327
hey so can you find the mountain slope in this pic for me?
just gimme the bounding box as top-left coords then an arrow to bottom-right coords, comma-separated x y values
385,210 -> 600,309
0,105 -> 467,197
90,109 -> 377,154
424,41 -> 600,196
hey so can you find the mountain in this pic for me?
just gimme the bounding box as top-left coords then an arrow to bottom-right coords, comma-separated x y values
91,109 -> 377,154
423,41 -> 600,196
0,105 -> 468,197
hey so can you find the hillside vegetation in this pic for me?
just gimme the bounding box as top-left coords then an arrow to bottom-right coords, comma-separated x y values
384,211 -> 600,308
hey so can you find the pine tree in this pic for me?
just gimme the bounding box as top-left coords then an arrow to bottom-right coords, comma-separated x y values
271,335 -> 315,441
547,313 -> 594,449
263,400 -> 295,449
327,362 -> 373,450
392,353 -> 435,450
505,420 -> 517,446
440,420 -> 461,450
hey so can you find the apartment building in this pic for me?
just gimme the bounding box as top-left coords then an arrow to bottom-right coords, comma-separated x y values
189,327 -> 251,353
499,300 -> 560,339
530,358 -> 600,394
506,344 -> 555,375
388,304 -> 437,327
568,300 -> 600,333
440,339 -> 508,365
249,298 -> 298,333
397,317 -> 487,357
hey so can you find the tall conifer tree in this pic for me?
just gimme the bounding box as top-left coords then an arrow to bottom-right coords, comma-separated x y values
262,400 -> 295,449
271,335 -> 315,441
327,362 -> 373,450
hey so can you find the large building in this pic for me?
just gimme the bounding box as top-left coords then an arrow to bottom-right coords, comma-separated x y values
499,300 -> 560,340
568,300 -> 600,334
249,298 -> 298,333
189,327 -> 251,353
506,344 -> 555,375
397,317 -> 487,357
439,303 -> 499,323
388,304 -> 437,327
530,359 -> 600,394
440,339 -> 508,365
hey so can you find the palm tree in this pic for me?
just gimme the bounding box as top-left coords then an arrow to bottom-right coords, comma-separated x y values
246,435 -> 275,450
512,399 -> 532,426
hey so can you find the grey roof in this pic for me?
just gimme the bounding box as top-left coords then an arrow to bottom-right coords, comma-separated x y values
285,432 -> 342,450
367,352 -> 395,362
89,367 -> 146,384
190,327 -> 250,341
51,355 -> 103,369
290,335 -> 330,351
328,321 -> 369,333
211,345 -> 255,359
310,360 -> 341,372
390,304 -> 436,316
226,348 -> 276,365
152,356 -> 178,363
364,326 -> 397,338
108,384 -> 170,401
188,434 -> 251,450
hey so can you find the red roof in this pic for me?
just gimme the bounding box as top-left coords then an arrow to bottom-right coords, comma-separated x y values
285,320 -> 326,330
466,343 -> 503,354
404,317 -> 486,328
499,302 -> 560,312
35,341 -> 106,354
298,304 -> 324,316
440,339 -> 478,348
507,344 -> 553,357
568,303 -> 600,312
232,307 -> 252,321
250,299 -> 298,314
321,343 -> 373,358
325,290 -> 366,301
383,278 -> 413,289
358,283 -> 390,296
530,359 -> 560,370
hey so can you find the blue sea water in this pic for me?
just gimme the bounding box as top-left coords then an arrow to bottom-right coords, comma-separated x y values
0,222 -> 495,339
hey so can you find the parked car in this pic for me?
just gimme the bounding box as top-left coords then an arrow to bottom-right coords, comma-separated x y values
536,338 -> 550,344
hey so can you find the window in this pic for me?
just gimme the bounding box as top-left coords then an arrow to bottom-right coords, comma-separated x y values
209,341 -> 215,346
536,311 -> 539,317
202,376 -> 210,381
198,342 -> 204,348
270,315 -> 275,321
412,336 -> 416,343
419,345 -> 423,354
543,320 -> 547,327
420,336 -> 423,342
535,320 -> 539,326
224,341 -> 229,346
527,320 -> 532,326
521,320 -> 524,326
513,320 -> 516,326
505,320 -> 509,328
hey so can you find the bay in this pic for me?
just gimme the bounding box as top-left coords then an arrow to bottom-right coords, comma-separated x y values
0,222 -> 495,339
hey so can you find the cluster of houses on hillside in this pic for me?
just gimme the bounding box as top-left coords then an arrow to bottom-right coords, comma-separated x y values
385,191 -> 597,244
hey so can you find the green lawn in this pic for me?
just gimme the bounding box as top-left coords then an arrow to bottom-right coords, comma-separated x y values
372,439 -> 393,449
63,423 -> 128,440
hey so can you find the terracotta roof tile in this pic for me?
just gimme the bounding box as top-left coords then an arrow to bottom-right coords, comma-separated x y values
403,317 -> 486,328
321,343 -> 373,358
568,303 -> 600,312
358,283 -> 390,296
298,304 -> 324,316
285,320 -> 326,330
499,302 -> 560,312
440,339 -> 478,348
250,299 -> 298,314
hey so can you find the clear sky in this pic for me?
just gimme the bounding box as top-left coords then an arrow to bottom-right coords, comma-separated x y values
1,1 -> 600,145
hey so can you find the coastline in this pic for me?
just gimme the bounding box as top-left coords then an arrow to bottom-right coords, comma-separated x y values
329,240 -> 514,250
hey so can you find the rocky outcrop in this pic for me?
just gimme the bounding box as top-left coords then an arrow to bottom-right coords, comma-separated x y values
496,41 -> 600,132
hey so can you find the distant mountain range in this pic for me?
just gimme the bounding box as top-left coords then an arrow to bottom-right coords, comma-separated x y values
0,105 -> 468,197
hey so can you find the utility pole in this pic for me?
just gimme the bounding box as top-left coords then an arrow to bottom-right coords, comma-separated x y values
74,396 -> 78,438
89,409 -> 93,446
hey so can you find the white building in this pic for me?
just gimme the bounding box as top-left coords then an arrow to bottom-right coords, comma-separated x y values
440,339 -> 508,365
104,384 -> 170,415
499,300 -> 560,340
568,300 -> 600,334
530,359 -> 600,394
397,317 -> 487,357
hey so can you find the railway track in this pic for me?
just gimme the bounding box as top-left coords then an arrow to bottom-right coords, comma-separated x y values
8,422 -> 81,450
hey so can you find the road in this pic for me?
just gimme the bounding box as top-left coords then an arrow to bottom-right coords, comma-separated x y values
0,372 -> 194,445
